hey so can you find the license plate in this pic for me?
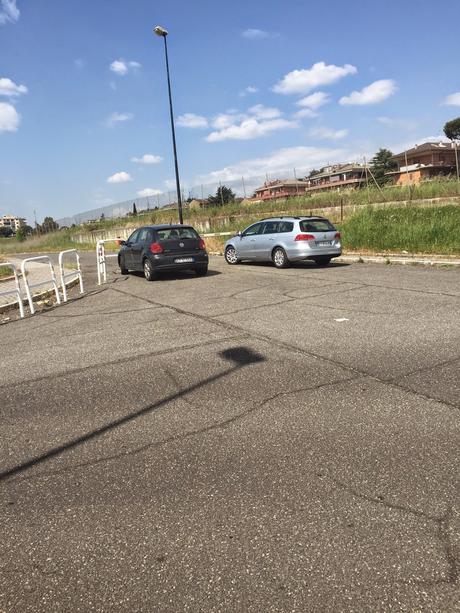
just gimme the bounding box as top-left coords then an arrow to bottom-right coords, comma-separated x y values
175,257 -> 193,263
317,241 -> 332,246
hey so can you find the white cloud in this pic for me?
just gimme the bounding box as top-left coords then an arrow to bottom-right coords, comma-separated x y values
177,113 -> 208,128
442,92 -> 460,107
340,79 -> 397,105
0,102 -> 20,132
137,188 -> 162,197
205,105 -> 289,141
248,104 -> 281,120
241,29 -> 271,39
131,153 -> 163,164
206,117 -> 297,142
107,171 -> 132,184
294,108 -> 318,119
198,145 -> 346,182
106,112 -> 134,127
0,0 -> 19,25
0,77 -> 27,97
74,58 -> 84,69
297,91 -> 330,110
239,85 -> 258,97
273,62 -> 357,95
211,112 -> 245,130
164,179 -> 177,190
109,59 -> 141,76
310,126 -> 348,140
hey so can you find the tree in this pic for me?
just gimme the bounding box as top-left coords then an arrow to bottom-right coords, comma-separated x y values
443,117 -> 460,141
207,185 -> 236,206
307,168 -> 322,178
370,148 -> 397,186
0,226 -> 13,238
37,216 -> 59,234
15,226 -> 27,242
443,117 -> 460,181
132,202 -> 138,216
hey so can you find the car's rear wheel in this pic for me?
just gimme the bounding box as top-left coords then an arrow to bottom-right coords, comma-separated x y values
313,256 -> 332,267
272,247 -> 289,269
195,265 -> 208,276
225,246 -> 240,265
119,256 -> 129,275
143,259 -> 157,281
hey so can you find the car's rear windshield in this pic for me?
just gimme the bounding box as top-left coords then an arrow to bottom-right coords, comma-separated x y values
156,227 -> 199,240
299,219 -> 336,232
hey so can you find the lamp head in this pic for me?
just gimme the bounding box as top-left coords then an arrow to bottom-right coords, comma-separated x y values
154,25 -> 168,37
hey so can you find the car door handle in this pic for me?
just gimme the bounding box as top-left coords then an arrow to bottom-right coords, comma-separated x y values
269,238 -> 274,241
250,239 -> 256,242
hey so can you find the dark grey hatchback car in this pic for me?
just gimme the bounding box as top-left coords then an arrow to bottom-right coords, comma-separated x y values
118,225 -> 208,281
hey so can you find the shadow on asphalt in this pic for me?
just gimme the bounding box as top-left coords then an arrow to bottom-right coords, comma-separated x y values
0,346 -> 265,482
128,269 -> 222,281
239,261 -> 350,270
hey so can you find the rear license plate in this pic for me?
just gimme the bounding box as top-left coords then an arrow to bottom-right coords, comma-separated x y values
175,257 -> 194,263
316,241 -> 332,246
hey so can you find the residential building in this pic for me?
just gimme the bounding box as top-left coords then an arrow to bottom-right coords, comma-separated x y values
388,142 -> 458,186
0,214 -> 26,233
304,163 -> 367,193
253,179 -> 308,201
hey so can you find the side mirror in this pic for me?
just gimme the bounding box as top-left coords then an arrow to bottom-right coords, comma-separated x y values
237,230 -> 242,237
118,240 -> 126,246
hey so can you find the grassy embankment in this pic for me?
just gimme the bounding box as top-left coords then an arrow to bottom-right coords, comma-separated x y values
78,179 -> 460,233
342,205 -> 460,255
0,231 -> 95,256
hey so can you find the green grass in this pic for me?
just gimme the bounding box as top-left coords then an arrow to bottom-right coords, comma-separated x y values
0,231 -> 94,255
341,205 -> 460,254
0,265 -> 12,278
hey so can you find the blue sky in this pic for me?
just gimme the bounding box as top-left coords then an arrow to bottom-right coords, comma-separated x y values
1,0 -> 460,224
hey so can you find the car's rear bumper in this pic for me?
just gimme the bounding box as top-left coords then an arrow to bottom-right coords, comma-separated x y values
148,252 -> 208,270
286,243 -> 342,261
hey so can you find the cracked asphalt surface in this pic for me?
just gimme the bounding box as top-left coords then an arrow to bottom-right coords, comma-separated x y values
1,254 -> 459,612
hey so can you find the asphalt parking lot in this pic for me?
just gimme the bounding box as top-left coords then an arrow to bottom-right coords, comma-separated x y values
1,255 -> 459,612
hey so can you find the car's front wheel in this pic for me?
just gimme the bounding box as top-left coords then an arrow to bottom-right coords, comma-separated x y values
225,246 -> 240,265
119,256 -> 129,275
143,259 -> 157,281
272,247 -> 289,269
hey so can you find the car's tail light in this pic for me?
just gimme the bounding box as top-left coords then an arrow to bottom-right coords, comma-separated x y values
199,238 -> 206,250
335,232 -> 341,239
150,242 -> 164,254
295,233 -> 315,241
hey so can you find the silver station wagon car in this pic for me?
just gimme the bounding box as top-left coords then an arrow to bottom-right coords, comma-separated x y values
224,216 -> 341,268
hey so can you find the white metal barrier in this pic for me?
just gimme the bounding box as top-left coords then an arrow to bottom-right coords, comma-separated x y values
0,262 -> 25,318
97,238 -> 121,285
58,249 -> 84,302
20,256 -> 61,315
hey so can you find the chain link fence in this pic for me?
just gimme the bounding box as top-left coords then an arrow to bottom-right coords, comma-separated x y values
56,170 -> 316,227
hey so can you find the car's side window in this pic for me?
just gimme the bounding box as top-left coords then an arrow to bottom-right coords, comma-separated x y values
278,222 -> 294,233
137,228 -> 150,242
127,229 -> 140,244
243,223 -> 263,237
262,222 -> 279,234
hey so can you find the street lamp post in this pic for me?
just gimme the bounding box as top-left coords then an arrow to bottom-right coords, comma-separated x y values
154,25 -> 183,224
